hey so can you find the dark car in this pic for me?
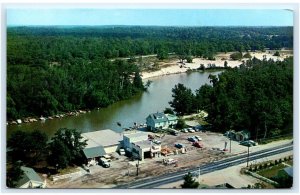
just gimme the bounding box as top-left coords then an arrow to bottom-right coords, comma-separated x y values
187,137 -> 197,142
175,143 -> 185,149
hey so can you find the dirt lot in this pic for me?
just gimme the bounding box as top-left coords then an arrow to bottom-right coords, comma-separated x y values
48,131 -> 254,188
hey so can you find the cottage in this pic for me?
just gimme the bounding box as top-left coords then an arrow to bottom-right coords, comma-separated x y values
146,112 -> 169,131
165,114 -> 178,127
146,112 -> 178,131
17,166 -> 46,188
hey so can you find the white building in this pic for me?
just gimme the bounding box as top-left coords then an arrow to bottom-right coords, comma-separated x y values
123,131 -> 161,161
81,129 -> 123,164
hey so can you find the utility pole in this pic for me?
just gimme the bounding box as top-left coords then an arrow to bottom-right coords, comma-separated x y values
229,136 -> 232,153
136,159 -> 140,176
247,145 -> 250,167
198,167 -> 201,183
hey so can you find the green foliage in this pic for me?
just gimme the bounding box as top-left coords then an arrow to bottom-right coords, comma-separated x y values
230,52 -> 243,60
176,118 -> 186,129
196,57 -> 293,138
181,172 -> 199,188
7,26 -> 293,120
164,107 -> 174,115
273,51 -> 280,56
6,161 -> 24,188
243,52 -> 252,58
186,56 -> 193,63
224,61 -> 228,68
169,83 -> 197,115
7,130 -> 48,165
47,128 -> 87,168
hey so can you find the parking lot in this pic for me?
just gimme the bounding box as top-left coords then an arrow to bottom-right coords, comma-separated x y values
49,130 -> 255,188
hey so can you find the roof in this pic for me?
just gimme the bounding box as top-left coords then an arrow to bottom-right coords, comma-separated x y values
165,114 -> 178,121
133,140 -> 153,149
185,120 -> 199,127
124,131 -> 148,139
17,167 -> 43,187
147,112 -> 168,123
83,146 -> 106,159
81,129 -> 123,148
283,167 -> 293,177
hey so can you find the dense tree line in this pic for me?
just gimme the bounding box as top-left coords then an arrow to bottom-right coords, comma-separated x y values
7,128 -> 87,171
7,59 -> 145,119
169,57 -> 293,139
7,26 -> 292,120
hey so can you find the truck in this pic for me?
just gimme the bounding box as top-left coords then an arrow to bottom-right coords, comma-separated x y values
163,158 -> 178,165
99,157 -> 110,168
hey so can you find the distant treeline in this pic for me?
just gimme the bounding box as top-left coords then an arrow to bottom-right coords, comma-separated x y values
7,26 -> 293,65
7,26 -> 293,120
169,57 -> 293,138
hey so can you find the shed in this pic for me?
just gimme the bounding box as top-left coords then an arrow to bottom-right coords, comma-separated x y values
235,130 -> 250,141
17,166 -> 46,188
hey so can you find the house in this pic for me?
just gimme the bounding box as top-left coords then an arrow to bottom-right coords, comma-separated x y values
235,130 -> 250,141
81,129 -> 123,165
146,112 -> 178,131
165,114 -> 178,127
146,112 -> 169,131
123,131 -> 161,161
17,166 -> 46,188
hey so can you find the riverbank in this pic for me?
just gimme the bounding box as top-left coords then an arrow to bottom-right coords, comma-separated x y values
141,50 -> 293,80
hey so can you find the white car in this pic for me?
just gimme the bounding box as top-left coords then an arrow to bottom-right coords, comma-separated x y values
194,135 -> 202,141
188,128 -> 195,133
153,140 -> 162,144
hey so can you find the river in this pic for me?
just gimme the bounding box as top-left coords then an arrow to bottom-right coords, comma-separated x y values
7,71 -> 221,137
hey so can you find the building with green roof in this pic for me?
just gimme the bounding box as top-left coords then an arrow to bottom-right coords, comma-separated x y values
17,166 -> 46,188
146,112 -> 178,131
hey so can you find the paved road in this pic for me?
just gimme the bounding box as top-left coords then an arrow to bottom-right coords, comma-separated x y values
114,143 -> 293,189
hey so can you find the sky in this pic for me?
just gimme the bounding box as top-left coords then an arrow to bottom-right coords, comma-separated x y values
6,9 -> 293,26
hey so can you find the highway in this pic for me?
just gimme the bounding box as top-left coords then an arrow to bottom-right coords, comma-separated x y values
115,143 -> 293,189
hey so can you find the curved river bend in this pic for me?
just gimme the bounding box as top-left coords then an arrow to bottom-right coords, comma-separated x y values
7,71 -> 221,137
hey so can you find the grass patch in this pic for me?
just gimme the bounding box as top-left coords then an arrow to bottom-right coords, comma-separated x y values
57,166 -> 79,175
257,163 -> 288,179
258,135 -> 293,145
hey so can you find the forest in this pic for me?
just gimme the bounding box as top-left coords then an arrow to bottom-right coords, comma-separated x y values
169,57 -> 293,140
7,26 -> 293,120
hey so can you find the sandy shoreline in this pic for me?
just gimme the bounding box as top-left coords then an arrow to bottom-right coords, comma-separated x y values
141,50 -> 293,80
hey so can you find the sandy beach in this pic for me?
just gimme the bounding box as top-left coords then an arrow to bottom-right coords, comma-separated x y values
141,50 -> 293,80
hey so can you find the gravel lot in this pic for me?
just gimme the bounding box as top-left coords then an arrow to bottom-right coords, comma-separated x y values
47,130 -> 292,188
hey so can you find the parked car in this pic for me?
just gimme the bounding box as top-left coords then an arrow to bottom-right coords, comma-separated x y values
99,158 -> 110,168
194,135 -> 202,141
148,134 -> 155,140
170,129 -> 179,136
181,128 -> 188,133
119,148 -> 125,155
153,140 -> 162,144
240,140 -> 257,147
175,143 -> 185,149
163,158 -> 178,165
187,137 -> 197,142
193,141 -> 204,148
193,125 -> 203,131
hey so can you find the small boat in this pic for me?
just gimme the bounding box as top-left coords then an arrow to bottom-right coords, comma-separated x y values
117,122 -> 122,126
